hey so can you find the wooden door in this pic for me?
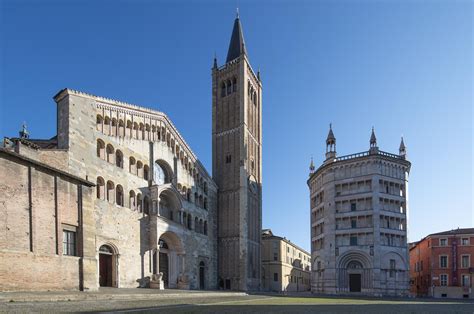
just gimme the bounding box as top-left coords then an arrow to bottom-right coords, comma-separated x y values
99,254 -> 112,287
349,274 -> 361,292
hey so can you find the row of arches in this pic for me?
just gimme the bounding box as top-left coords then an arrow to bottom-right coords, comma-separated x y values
96,176 -> 150,213
96,113 -> 202,181
248,81 -> 258,106
176,183 -> 208,210
220,77 -> 237,97
96,139 -> 150,180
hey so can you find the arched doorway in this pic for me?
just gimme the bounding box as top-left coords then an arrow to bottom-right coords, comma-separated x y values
156,232 -> 184,289
99,244 -> 116,287
199,261 -> 205,289
337,251 -> 372,293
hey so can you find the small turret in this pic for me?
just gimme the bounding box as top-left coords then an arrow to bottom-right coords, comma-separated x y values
325,124 -> 336,161
369,127 -> 378,154
309,156 -> 315,175
399,136 -> 406,158
213,53 -> 218,69
19,122 -> 29,139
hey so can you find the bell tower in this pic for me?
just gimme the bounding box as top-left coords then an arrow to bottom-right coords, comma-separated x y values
212,13 -> 262,291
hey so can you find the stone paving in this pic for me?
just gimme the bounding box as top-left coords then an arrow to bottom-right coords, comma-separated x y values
1,289 -> 473,313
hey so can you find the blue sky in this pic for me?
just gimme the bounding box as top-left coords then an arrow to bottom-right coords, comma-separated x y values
1,0 -> 472,251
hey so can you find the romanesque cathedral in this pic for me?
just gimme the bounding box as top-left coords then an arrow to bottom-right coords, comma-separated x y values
0,15 -> 262,292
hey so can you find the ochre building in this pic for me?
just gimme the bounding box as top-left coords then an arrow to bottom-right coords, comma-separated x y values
261,229 -> 311,292
410,228 -> 474,299
308,126 -> 411,296
0,15 -> 262,292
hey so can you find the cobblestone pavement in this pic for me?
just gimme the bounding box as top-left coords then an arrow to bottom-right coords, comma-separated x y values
1,290 -> 473,313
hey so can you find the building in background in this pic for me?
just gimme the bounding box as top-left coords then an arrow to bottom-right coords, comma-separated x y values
308,126 -> 411,296
261,229 -> 311,292
410,228 -> 474,299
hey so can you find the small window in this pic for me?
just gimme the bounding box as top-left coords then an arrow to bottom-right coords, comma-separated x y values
63,230 -> 76,256
225,154 -> 232,164
440,274 -> 448,286
389,259 -> 396,278
350,203 -> 356,211
440,238 -> 447,246
441,293 -> 447,298
273,273 -> 278,282
273,253 -> 278,261
350,236 -> 357,246
351,219 -> 357,228
461,255 -> 470,268
461,275 -> 470,287
440,256 -> 448,268
461,238 -> 469,246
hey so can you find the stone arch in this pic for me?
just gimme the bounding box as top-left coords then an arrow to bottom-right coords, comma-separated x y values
337,250 -> 373,292
154,159 -> 173,185
115,150 -> 123,168
158,188 -> 182,223
98,243 -> 119,287
118,119 -> 125,137
337,250 -> 372,269
157,231 -> 185,289
129,190 -> 136,210
97,139 -> 105,159
96,114 -> 103,131
106,180 -> 115,203
96,177 -> 105,200
111,118 -> 117,136
106,144 -> 115,163
116,185 -> 124,206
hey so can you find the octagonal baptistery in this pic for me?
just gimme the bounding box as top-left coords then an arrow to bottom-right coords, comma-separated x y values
308,126 -> 411,296
54,88 -> 218,290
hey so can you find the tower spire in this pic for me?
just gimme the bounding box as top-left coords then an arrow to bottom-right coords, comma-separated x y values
325,123 -> 336,161
226,12 -> 247,63
370,127 -> 377,147
309,156 -> 315,174
399,136 -> 406,158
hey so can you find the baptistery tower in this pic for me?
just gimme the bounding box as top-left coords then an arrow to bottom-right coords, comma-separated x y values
308,126 -> 411,296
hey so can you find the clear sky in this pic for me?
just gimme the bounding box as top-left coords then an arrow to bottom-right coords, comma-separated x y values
1,0 -> 472,251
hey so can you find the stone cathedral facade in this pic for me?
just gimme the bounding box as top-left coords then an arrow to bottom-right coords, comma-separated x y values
0,16 -> 261,292
308,126 -> 411,296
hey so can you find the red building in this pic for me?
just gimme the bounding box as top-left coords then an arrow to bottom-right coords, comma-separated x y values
410,228 -> 474,298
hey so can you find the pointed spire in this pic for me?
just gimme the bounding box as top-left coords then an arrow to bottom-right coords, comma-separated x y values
399,136 -> 406,157
326,123 -> 335,144
370,127 -> 377,147
226,12 -> 247,63
257,68 -> 261,81
309,156 -> 315,174
213,52 -> 218,69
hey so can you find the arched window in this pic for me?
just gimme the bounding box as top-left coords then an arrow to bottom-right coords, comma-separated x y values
204,221 -> 208,235
187,214 -> 192,229
187,189 -> 191,201
115,150 -> 123,168
118,119 -> 125,137
106,144 -> 115,163
151,125 -> 156,141
253,91 -> 257,105
106,181 -> 115,203
144,165 -> 150,181
137,193 -> 142,212
232,77 -> 237,92
227,79 -> 232,94
143,196 -> 150,215
129,190 -> 136,210
221,82 -> 226,97
97,139 -> 105,159
133,122 -> 139,139
199,195 -> 203,208
111,118 -> 117,136
96,177 -> 105,200
199,219 -> 203,234
204,198 -> 208,210
194,192 -> 199,205
195,217 -> 198,231
137,161 -> 143,178
145,124 -> 150,141
126,120 -> 133,137
116,185 -> 124,206
96,115 -> 103,131
139,123 -> 144,140
104,116 -> 110,134
129,157 -> 136,174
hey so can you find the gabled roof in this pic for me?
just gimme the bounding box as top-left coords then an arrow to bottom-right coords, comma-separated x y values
226,16 -> 247,63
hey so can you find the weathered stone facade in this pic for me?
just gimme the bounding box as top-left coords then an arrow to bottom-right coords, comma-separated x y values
308,126 -> 411,296
0,16 -> 262,292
